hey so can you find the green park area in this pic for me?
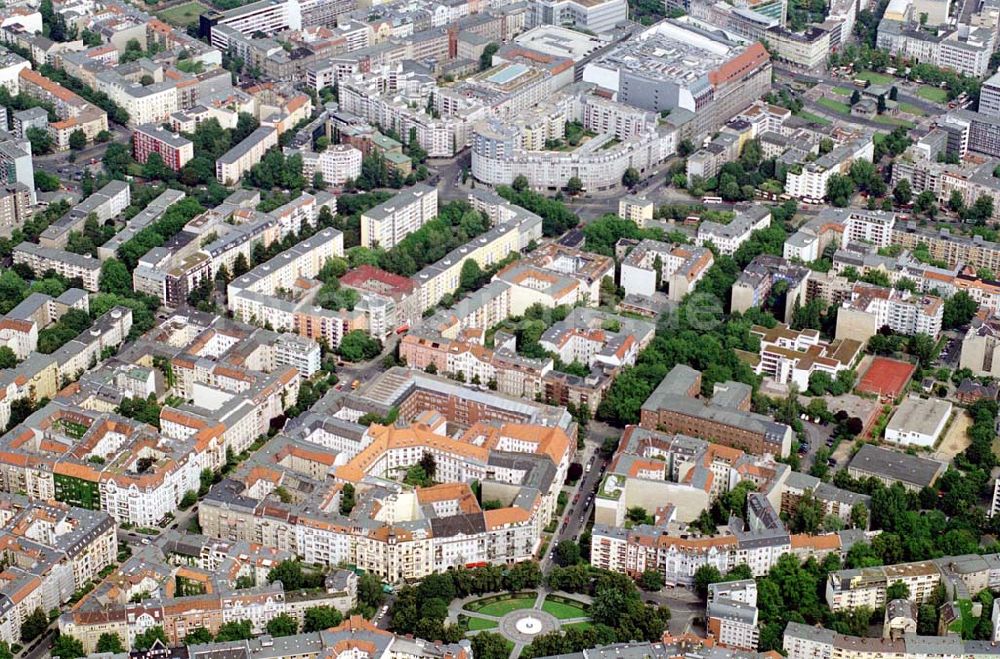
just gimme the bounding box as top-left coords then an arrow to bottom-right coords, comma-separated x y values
469,596 -> 537,617
541,596 -> 589,620
157,2 -> 209,26
816,97 -> 850,114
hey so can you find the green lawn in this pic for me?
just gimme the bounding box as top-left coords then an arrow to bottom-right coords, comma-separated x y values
816,97 -> 850,114
468,618 -> 498,631
830,87 -> 853,96
542,598 -> 589,620
916,85 -> 949,104
796,111 -> 832,125
898,102 -> 926,116
856,71 -> 895,85
157,1 -> 209,26
874,115 -> 915,128
563,621 -> 594,631
474,598 -> 537,617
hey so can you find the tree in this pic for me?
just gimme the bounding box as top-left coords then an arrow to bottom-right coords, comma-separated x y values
338,330 -> 381,362
826,174 -> 853,207
512,175 -> 529,192
877,94 -> 887,114
266,614 -> 299,637
26,127 -> 53,155
639,569 -> 664,591
850,89 -> 861,105
143,152 -> 171,181
99,258 -> 132,296
969,195 -> 995,223
554,540 -> 581,567
943,291 -> 978,329
183,628 -> 213,645
34,170 -> 60,192
460,258 -> 482,291
479,43 -> 500,71
233,112 -> 260,143
0,346 -> 17,369
471,632 -> 509,659
103,143 -> 132,179
68,129 -> 87,150
179,490 -> 198,509
132,626 -> 167,650
850,502 -> 868,529
622,167 -> 640,188
886,581 -> 910,600
914,190 -> 937,217
214,620 -> 253,642
566,177 -> 583,195
949,190 -> 965,213
53,635 -> 85,659
233,253 -> 250,277
21,608 -> 47,643
419,451 -> 437,479
303,606 -> 343,632
96,633 -> 125,653
268,560 -> 306,590
694,565 -> 722,598
893,179 -> 912,206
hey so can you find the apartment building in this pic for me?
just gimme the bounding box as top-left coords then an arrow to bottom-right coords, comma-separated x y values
300,144 -> 363,187
198,409 -> 572,582
40,179 -> 131,249
620,240 -> 714,301
960,319 -> 1000,377
133,123 -> 194,171
360,184 -> 438,249
412,214 -> 541,312
835,283 -> 944,343
0,131 -> 36,205
747,323 -> 862,389
697,206 -> 772,256
17,68 -> 108,149
618,196 -> 654,228
639,364 -> 793,457
203,0 -> 303,49
844,209 -> 897,248
13,242 -> 102,291
228,228 -> 346,333
784,136 -> 875,202
0,182 -> 31,236
217,125 -> 279,184
60,541 -> 357,651
0,288 -> 88,360
0,497 -> 116,647
731,255 -> 810,321
847,444 -> 946,492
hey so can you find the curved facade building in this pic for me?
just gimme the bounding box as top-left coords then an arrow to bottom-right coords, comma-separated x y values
471,117 -> 675,193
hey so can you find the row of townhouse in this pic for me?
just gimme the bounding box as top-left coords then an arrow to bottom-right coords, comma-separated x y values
0,496 -> 116,646
826,552 -> 1000,611
0,288 -> 88,361
0,314 -> 305,527
133,190 -> 335,307
591,499 -> 856,586
226,228 -> 354,346
16,68 -> 108,150
60,538 -> 358,652
0,305 -> 132,431
197,418 -> 573,582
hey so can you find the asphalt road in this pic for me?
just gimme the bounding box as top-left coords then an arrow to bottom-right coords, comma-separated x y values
18,629 -> 55,659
